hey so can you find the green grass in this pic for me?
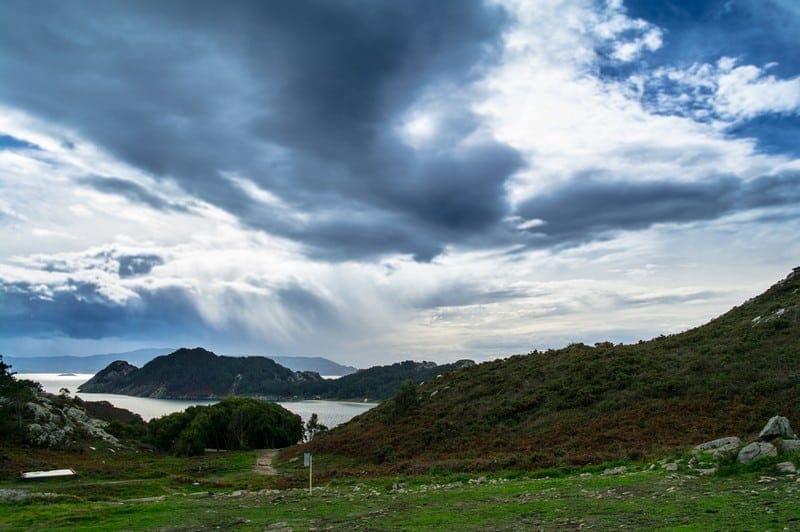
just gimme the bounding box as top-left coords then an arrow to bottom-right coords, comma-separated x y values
3,447 -> 800,530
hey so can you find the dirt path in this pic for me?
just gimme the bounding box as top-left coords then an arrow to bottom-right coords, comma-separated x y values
255,449 -> 279,475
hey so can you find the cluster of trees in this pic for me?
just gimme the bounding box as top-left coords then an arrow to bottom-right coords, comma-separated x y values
147,397 -> 303,455
0,355 -> 42,439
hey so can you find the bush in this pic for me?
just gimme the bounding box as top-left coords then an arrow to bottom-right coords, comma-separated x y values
148,397 -> 303,455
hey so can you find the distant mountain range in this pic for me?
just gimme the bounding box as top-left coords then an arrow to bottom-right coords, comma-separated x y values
5,349 -> 357,376
78,347 -> 474,401
5,348 -> 174,374
264,356 -> 356,376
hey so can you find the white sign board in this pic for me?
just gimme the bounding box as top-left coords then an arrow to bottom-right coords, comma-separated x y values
304,452 -> 311,467
21,468 -> 75,480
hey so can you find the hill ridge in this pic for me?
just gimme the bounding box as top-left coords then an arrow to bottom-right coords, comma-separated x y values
79,347 -> 472,401
299,267 -> 800,470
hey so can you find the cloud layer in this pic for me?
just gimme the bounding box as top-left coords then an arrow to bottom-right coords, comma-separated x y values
0,0 -> 798,364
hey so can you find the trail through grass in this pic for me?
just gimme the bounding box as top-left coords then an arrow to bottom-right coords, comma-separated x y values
3,447 -> 800,530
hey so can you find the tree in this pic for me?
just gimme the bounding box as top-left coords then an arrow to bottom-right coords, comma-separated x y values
0,355 -> 41,434
304,413 -> 328,441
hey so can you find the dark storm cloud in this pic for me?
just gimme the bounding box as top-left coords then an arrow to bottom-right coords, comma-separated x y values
0,0 -> 520,261
80,176 -> 189,212
515,171 -> 800,247
0,280 -> 204,340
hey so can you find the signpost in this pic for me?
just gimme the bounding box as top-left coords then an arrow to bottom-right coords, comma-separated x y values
304,452 -> 312,494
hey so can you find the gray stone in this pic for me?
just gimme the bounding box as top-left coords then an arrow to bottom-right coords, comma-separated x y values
776,462 -> 797,475
779,439 -> 800,455
0,489 -> 29,503
694,436 -> 742,456
603,466 -> 627,476
759,416 -> 797,441
663,462 -> 678,472
737,441 -> 778,464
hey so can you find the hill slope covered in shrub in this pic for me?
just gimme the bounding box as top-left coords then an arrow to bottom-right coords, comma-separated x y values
301,268 -> 800,470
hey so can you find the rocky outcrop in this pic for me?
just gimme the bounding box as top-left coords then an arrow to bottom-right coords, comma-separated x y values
779,439 -> 800,454
758,416 -> 797,441
737,441 -> 778,464
23,394 -> 119,448
693,417 -> 800,466
694,436 -> 741,456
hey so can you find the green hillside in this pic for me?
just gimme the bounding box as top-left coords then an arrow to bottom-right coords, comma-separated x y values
79,347 -> 472,401
79,347 -> 322,398
300,268 -> 800,470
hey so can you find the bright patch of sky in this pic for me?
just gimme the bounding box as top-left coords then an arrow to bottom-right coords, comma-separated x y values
0,0 -> 798,366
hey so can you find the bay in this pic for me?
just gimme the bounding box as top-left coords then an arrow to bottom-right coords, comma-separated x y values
17,373 -> 377,427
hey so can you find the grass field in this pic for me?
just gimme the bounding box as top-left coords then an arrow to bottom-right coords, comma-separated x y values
2,446 -> 800,530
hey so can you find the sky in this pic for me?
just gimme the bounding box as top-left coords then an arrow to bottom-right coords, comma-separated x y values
1,0 -> 798,367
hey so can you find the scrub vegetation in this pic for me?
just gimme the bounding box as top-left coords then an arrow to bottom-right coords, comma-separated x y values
300,268 -> 800,471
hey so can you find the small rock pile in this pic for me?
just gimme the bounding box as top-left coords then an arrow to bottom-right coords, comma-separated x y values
694,416 -> 800,467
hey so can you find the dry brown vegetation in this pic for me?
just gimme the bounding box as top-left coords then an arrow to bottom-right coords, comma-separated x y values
288,268 -> 800,473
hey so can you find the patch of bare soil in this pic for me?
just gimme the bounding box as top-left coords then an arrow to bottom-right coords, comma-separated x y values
255,449 -> 279,475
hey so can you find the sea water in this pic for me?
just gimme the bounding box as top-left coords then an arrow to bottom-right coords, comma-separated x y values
17,373 -> 376,426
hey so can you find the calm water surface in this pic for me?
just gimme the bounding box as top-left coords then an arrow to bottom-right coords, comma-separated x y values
19,373 -> 376,426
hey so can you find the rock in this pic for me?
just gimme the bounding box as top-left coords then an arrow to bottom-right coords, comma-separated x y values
779,439 -> 800,455
759,416 -> 797,441
663,462 -> 678,472
265,523 -> 293,532
694,436 -> 742,456
776,462 -> 797,475
0,489 -> 29,503
603,466 -> 627,476
737,441 -> 778,464
697,468 -> 717,476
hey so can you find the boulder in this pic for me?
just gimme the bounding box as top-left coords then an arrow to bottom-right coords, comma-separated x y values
603,466 -> 627,476
737,441 -> 778,464
759,416 -> 797,441
694,436 -> 742,456
776,462 -> 797,475
779,439 -> 800,455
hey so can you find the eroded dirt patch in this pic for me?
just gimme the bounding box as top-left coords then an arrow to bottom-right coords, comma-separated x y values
255,449 -> 279,475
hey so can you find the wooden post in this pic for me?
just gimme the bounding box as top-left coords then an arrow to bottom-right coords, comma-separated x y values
309,454 -> 313,495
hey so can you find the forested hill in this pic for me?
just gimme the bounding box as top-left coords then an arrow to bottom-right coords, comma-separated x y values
79,348 -> 472,401
79,348 -> 321,399
300,359 -> 476,400
301,267 -> 800,470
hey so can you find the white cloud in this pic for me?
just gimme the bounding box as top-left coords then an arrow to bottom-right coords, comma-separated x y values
638,57 -> 800,124
715,62 -> 800,120
481,0 -> 796,212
